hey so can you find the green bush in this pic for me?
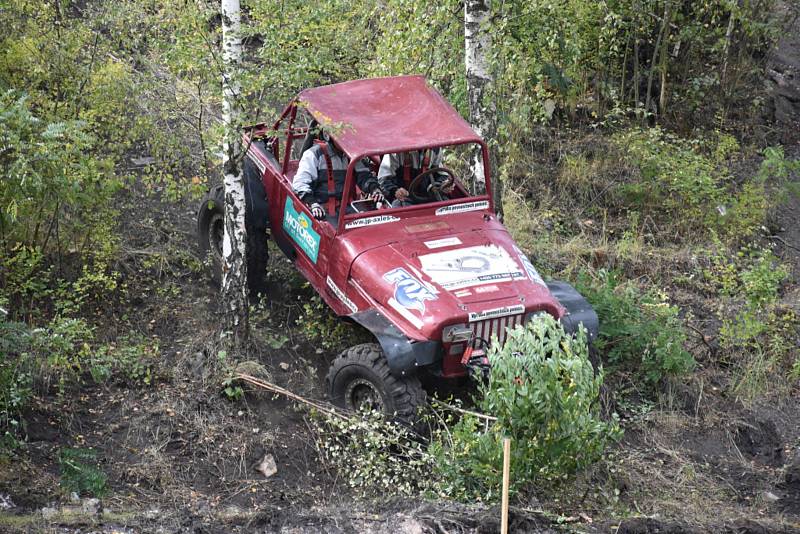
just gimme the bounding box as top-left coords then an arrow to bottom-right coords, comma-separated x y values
58,447 -> 108,497
295,291 -> 367,351
431,315 -> 621,500
614,130 -> 798,242
0,317 -> 33,445
703,244 -> 796,401
311,409 -> 434,497
89,336 -> 159,386
0,91 -> 119,255
576,269 -> 695,386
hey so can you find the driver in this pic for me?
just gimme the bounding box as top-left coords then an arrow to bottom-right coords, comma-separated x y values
293,132 -> 385,220
378,148 -> 454,207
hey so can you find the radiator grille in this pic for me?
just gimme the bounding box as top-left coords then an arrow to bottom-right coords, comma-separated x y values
470,313 -> 525,346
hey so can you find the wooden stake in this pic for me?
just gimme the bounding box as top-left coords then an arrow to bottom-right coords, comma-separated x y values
501,437 -> 511,534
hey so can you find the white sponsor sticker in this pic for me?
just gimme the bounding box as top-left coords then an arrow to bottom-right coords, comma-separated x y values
435,200 -> 489,216
454,289 -> 472,298
326,276 -> 358,313
388,297 -> 424,329
246,149 -> 267,175
513,245 -> 546,287
420,244 -> 525,290
424,237 -> 462,249
344,214 -> 400,229
468,304 -> 525,322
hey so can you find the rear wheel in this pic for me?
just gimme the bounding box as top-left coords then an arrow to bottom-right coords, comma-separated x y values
197,185 -> 225,285
197,184 -> 269,296
327,343 -> 426,426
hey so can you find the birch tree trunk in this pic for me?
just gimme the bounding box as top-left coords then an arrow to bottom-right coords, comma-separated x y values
221,0 -> 249,346
465,0 -> 501,214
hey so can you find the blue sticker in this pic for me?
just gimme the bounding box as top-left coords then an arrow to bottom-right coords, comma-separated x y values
383,268 -> 437,313
283,198 -> 321,263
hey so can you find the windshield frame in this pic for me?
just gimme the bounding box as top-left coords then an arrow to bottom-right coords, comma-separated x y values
336,139 -> 493,233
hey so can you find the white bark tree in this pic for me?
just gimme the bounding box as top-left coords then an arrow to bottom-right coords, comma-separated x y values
221,0 -> 249,345
465,0 -> 501,214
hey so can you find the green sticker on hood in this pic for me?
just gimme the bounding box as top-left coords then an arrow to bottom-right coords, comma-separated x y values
283,198 -> 320,263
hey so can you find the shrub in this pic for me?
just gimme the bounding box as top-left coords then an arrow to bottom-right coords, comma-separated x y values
575,269 -> 695,386
704,245 -> 796,401
295,291 -> 367,351
89,336 -> 159,386
0,317 -> 33,446
311,409 -> 434,497
58,447 -> 108,497
431,315 -> 621,500
0,91 -> 120,255
612,130 -> 795,242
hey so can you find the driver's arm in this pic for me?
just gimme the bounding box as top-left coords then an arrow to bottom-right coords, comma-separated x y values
355,158 -> 383,199
292,148 -> 325,219
292,148 -> 319,202
377,154 -> 401,200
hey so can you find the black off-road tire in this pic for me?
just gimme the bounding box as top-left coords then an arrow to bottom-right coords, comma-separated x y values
327,343 -> 427,426
197,184 -> 225,285
245,221 -> 269,298
197,184 -> 269,297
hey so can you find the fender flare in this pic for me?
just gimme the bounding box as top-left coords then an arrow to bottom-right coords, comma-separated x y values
546,280 -> 599,342
349,309 -> 439,377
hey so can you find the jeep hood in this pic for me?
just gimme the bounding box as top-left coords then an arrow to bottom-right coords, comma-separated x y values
348,228 -> 564,340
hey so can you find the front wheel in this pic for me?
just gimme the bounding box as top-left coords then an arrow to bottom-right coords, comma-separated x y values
327,343 -> 426,426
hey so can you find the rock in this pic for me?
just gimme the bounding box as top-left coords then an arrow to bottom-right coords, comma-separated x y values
394,517 -> 425,534
81,498 -> 101,515
41,506 -> 58,520
256,453 -> 278,478
130,156 -> 156,167
0,494 -> 14,510
279,362 -> 290,371
762,491 -> 781,503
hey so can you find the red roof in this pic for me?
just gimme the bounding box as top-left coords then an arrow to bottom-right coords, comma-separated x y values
298,76 -> 483,158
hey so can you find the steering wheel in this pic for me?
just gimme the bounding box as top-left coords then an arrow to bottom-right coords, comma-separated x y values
408,167 -> 456,203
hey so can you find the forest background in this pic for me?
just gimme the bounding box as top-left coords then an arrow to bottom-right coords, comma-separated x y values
1,0 -> 799,532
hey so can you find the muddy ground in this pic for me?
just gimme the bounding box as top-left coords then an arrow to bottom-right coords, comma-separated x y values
2,21 -> 800,532
0,141 -> 797,534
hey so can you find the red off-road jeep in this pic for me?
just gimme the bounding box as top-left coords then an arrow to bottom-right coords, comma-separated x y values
198,76 -> 597,422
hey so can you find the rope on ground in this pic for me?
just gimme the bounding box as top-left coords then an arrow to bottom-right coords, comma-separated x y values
429,398 -> 498,422
235,373 -> 346,420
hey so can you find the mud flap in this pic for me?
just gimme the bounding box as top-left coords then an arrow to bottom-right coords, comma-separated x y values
546,280 -> 599,342
349,309 -> 439,377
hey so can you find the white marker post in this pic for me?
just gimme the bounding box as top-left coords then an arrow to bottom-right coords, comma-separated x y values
501,437 -> 511,534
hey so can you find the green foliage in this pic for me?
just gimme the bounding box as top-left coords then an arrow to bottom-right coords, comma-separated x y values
89,337 -> 159,386
576,269 -> 695,386
0,317 -> 33,446
310,317 -> 617,501
0,92 -> 119,252
32,317 -> 95,395
295,292 -> 363,351
58,448 -> 108,497
311,409 -> 434,497
217,351 -> 245,400
702,244 -> 796,401
611,130 -> 798,242
431,315 -> 620,500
